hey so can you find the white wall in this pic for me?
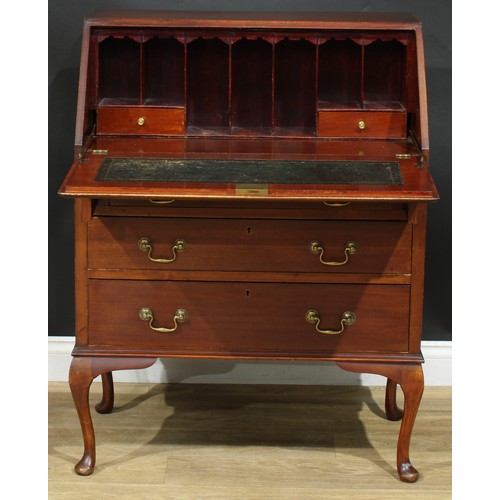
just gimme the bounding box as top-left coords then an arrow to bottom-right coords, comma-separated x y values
49,338 -> 451,385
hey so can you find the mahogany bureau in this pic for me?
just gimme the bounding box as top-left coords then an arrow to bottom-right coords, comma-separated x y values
59,11 -> 439,482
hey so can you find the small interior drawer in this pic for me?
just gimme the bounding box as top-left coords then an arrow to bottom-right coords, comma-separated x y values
317,110 -> 406,139
97,106 -> 185,136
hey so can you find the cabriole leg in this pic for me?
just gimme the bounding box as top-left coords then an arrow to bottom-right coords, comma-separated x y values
69,356 -> 157,476
397,365 -> 424,483
68,357 -> 95,476
95,372 -> 114,414
337,362 -> 424,483
385,378 -> 404,421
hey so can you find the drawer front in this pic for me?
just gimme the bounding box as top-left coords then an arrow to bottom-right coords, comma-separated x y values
96,200 -> 408,221
88,280 -> 410,355
97,106 -> 185,135
88,217 -> 412,273
317,110 -> 406,139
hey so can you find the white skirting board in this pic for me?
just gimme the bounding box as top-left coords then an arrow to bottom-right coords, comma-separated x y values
48,337 -> 451,386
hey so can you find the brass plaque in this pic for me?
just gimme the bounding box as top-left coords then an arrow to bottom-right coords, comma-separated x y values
235,184 -> 269,196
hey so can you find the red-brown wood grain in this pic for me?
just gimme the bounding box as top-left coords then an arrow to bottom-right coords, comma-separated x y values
97,106 -> 185,135
85,11 -> 423,30
318,110 -> 406,139
74,199 -> 91,347
73,12 -> 428,151
87,217 -> 412,274
408,203 -> 428,354
62,12 -> 437,481
69,356 -> 157,475
59,137 -> 438,202
94,199 -> 408,220
337,361 -> 424,482
87,280 -> 411,356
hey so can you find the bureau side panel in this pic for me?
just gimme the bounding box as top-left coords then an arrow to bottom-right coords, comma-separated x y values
409,203 -> 428,353
74,198 -> 91,346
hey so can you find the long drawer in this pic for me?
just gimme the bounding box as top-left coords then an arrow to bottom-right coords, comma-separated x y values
88,280 -> 410,356
95,200 -> 408,221
88,217 -> 412,274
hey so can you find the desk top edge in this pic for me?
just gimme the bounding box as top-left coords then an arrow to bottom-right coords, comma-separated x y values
84,11 -> 422,30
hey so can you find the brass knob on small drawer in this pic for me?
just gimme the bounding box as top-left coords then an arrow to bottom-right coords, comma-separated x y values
138,237 -> 187,263
309,240 -> 358,266
358,120 -> 366,130
306,310 -> 356,335
137,117 -> 145,126
139,307 -> 188,333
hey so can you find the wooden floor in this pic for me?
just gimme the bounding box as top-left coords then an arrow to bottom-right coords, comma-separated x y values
48,382 -> 451,499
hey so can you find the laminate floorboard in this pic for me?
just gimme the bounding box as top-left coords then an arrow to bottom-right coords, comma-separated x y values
48,382 -> 451,499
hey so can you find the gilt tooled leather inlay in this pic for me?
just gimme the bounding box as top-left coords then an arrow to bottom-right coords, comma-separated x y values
95,158 -> 403,185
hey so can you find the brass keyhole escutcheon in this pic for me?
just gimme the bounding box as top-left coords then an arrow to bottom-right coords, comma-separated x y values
358,120 -> 366,130
137,117 -> 145,126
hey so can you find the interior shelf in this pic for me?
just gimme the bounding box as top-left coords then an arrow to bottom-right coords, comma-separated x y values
143,36 -> 184,107
364,39 -> 406,104
318,100 -> 406,112
99,36 -> 140,102
231,38 -> 273,132
94,30 -> 414,138
186,37 -> 230,130
318,38 -> 362,109
98,97 -> 141,106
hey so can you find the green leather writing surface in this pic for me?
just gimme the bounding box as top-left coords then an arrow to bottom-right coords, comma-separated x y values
96,158 -> 403,185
